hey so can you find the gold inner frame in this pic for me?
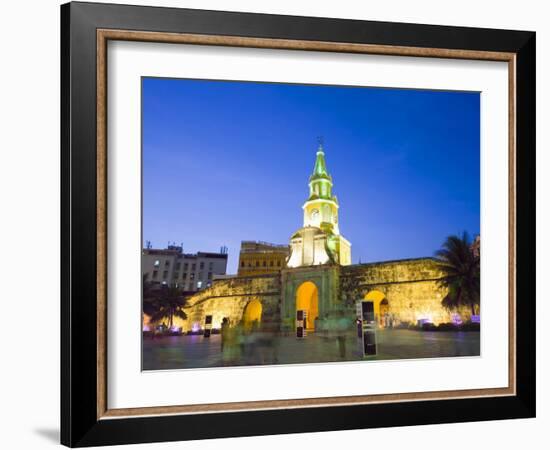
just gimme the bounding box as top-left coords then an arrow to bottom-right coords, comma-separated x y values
96,29 -> 517,420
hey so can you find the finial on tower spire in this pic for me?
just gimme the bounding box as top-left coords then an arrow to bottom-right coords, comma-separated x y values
317,135 -> 324,152
311,139 -> 330,180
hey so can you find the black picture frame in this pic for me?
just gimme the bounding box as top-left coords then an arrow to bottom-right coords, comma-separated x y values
61,1 -> 535,447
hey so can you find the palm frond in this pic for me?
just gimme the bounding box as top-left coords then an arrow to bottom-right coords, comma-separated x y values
435,232 -> 480,313
173,309 -> 187,320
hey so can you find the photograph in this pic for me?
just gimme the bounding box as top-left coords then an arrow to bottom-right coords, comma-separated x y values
54,1 -> 536,446
141,77 -> 481,370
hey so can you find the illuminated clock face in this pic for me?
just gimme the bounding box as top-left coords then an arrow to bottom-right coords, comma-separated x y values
310,209 -> 319,220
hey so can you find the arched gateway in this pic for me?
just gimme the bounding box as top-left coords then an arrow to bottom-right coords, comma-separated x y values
365,290 -> 390,327
242,299 -> 262,329
295,281 -> 319,330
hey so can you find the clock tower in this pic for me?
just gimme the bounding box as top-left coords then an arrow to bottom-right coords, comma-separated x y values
287,143 -> 351,268
303,144 -> 340,235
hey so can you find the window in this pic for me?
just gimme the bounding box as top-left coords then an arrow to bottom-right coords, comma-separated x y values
173,272 -> 179,279
199,272 -> 203,280
183,263 -> 188,271
263,261 -> 267,267
241,261 -> 245,267
208,272 -> 212,280
256,261 -> 259,267
190,273 -> 195,280
188,283 -> 194,291
277,261 -> 281,266
152,270 -> 158,279
270,261 -> 274,267
143,273 -> 149,280
191,263 -> 196,271
164,260 -> 170,267
199,262 -> 205,270
162,271 -> 168,279
154,260 -> 160,268
175,262 -> 181,270
208,262 -> 213,270
182,273 -> 187,279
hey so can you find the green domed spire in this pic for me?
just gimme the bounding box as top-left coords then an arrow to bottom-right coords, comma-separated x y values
307,142 -> 337,203
310,143 -> 332,182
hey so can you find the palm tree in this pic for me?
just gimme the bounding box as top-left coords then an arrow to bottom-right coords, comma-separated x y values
147,286 -> 188,329
435,232 -> 480,316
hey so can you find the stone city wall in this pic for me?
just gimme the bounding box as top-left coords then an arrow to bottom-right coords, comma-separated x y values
178,274 -> 281,331
167,258 -> 474,332
339,258 -> 467,325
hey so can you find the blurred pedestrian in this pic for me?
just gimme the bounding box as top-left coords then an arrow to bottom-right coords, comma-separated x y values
336,310 -> 351,358
221,317 -> 229,352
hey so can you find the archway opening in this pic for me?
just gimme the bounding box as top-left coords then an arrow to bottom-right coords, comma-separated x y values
364,290 -> 389,328
296,281 -> 319,331
243,299 -> 262,330
379,299 -> 390,327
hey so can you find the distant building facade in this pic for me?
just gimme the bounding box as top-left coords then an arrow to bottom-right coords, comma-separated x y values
238,241 -> 290,276
142,244 -> 228,292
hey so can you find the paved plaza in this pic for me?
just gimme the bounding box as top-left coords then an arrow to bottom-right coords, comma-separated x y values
142,329 -> 480,370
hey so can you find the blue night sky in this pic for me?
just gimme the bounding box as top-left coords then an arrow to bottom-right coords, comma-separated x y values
142,77 -> 480,275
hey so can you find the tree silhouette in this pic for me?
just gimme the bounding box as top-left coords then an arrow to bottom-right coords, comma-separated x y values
435,232 -> 480,316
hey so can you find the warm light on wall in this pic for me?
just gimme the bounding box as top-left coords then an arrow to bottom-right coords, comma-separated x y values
364,290 -> 386,321
364,290 -> 385,302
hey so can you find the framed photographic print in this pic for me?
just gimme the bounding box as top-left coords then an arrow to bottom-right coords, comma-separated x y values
61,1 -> 536,447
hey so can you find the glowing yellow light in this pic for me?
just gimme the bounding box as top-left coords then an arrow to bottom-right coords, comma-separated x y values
296,281 -> 319,330
364,290 -> 387,324
243,299 -> 262,329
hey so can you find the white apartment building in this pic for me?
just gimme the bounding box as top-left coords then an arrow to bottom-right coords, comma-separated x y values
142,244 -> 228,292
